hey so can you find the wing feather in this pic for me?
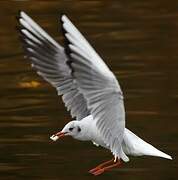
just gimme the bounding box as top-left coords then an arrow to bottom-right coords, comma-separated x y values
17,11 -> 90,120
61,15 -> 129,161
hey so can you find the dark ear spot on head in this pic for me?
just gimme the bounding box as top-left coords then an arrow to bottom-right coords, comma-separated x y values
77,126 -> 81,132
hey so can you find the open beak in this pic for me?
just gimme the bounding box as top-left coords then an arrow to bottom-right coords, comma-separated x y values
50,131 -> 68,141
56,131 -> 67,138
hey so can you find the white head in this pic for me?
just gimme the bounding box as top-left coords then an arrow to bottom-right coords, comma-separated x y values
52,121 -> 83,140
61,121 -> 82,138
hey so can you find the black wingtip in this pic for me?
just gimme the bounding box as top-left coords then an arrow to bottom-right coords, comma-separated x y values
60,20 -> 71,57
60,12 -> 70,23
60,13 -> 65,16
16,25 -> 25,34
16,13 -> 22,32
16,10 -> 23,22
60,12 -> 65,18
59,13 -> 73,69
60,12 -> 66,23
18,10 -> 22,17
15,15 -> 19,21
15,25 -> 21,32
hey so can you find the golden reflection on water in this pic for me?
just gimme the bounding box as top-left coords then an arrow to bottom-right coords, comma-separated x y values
18,81 -> 41,89
0,1 -> 178,180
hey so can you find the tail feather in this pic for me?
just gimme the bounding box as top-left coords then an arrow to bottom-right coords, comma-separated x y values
156,150 -> 172,160
143,144 -> 172,160
123,128 -> 173,160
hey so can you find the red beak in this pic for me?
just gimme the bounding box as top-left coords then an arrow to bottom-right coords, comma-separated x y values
55,131 -> 67,138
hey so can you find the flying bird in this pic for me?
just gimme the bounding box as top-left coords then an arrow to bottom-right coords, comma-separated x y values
17,11 -> 172,176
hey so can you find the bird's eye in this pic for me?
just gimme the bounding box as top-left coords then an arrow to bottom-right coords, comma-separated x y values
69,127 -> 74,131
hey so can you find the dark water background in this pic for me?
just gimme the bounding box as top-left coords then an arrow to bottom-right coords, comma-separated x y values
0,1 -> 178,179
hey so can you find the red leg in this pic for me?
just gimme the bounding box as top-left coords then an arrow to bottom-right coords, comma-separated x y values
89,158 -> 114,173
92,160 -> 122,176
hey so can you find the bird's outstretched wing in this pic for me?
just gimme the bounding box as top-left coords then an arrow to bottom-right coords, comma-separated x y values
17,11 -> 90,120
61,15 -> 128,161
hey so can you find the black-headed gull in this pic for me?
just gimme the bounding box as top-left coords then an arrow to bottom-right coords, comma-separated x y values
17,11 -> 172,176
